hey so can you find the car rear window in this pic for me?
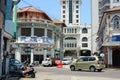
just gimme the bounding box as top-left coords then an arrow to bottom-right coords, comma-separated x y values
98,56 -> 104,61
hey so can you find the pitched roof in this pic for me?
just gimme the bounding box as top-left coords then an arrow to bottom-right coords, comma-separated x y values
52,19 -> 66,27
18,6 -> 43,13
106,6 -> 120,13
18,6 -> 52,21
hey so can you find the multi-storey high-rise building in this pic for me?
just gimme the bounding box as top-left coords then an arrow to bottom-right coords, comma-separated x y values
60,0 -> 81,25
60,0 -> 92,58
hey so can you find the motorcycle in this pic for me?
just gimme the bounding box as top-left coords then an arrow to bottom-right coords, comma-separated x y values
21,65 -> 36,78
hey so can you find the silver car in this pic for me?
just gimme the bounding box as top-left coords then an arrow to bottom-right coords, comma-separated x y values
62,57 -> 73,65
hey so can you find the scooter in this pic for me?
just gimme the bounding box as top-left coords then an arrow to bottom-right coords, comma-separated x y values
21,65 -> 36,78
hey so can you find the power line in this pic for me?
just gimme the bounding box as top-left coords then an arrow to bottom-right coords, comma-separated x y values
21,0 -> 41,10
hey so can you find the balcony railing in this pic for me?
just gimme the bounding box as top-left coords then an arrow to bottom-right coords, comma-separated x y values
18,18 -> 53,24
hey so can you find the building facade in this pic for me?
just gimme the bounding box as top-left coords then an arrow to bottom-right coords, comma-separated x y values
91,0 -> 99,53
15,7 -> 66,64
60,0 -> 81,25
97,6 -> 120,67
0,0 -> 20,79
60,0 -> 91,58
92,0 -> 120,53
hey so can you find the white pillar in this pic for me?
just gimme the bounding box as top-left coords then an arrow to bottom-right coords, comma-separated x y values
31,26 -> 34,36
6,39 -> 10,75
51,48 -> 54,58
109,49 -> 112,65
15,47 -> 21,62
107,47 -> 112,66
30,49 -> 34,64
43,48 -> 47,60
0,29 -> 3,76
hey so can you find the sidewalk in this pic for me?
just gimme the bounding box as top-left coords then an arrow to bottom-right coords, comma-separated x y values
1,75 -> 20,80
6,77 -> 19,80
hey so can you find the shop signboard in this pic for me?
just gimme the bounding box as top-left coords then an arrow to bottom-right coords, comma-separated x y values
18,36 -> 54,44
112,35 -> 120,41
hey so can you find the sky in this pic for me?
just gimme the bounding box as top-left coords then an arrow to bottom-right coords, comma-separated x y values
18,0 -> 91,25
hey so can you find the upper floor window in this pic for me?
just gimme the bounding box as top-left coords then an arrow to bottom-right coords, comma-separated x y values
34,28 -> 44,37
113,0 -> 119,3
63,15 -> 65,18
76,1 -> 79,4
63,10 -> 65,13
76,15 -> 79,18
21,28 -> 31,36
47,29 -> 52,38
76,5 -> 79,8
63,1 -> 66,4
63,20 -> 65,23
63,6 -> 66,9
82,43 -> 88,47
82,37 -> 88,42
76,20 -> 79,23
76,10 -> 79,13
112,16 -> 120,29
82,28 -> 87,33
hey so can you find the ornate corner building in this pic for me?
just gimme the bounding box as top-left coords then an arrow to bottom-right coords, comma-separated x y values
14,6 -> 66,64
60,0 -> 92,58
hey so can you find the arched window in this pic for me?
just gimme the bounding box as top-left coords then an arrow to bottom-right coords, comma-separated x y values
112,16 -> 120,29
82,37 -> 88,42
113,17 -> 119,29
82,28 -> 87,33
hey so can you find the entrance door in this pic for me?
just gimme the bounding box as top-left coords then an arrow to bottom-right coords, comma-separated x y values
34,55 -> 43,64
21,55 -> 30,63
113,50 -> 120,67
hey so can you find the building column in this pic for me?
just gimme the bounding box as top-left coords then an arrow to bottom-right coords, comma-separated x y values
51,31 -> 55,58
0,29 -> 3,77
6,39 -> 10,75
43,48 -> 47,60
31,25 -> 34,36
30,49 -> 34,64
51,48 -> 54,58
15,47 -> 21,62
107,47 -> 112,67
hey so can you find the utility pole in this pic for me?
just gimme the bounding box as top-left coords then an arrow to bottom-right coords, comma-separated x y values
0,29 -> 3,78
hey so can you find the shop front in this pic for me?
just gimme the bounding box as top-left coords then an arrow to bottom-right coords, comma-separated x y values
16,43 -> 54,64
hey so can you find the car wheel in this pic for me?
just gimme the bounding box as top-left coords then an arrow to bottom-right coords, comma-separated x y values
70,66 -> 75,71
31,72 -> 35,78
90,66 -> 96,72
97,69 -> 102,72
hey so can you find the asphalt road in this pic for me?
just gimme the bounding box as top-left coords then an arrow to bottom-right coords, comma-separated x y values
19,65 -> 120,80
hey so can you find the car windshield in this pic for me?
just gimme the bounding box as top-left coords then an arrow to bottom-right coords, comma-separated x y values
10,59 -> 21,64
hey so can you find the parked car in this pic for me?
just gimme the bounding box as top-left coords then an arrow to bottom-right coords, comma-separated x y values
42,58 -> 52,67
62,57 -> 73,65
9,58 -> 23,75
70,56 -> 105,72
42,58 -> 60,67
9,58 -> 23,70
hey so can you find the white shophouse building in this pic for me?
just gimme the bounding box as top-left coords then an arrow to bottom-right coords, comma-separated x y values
15,7 -> 66,64
97,6 -> 120,67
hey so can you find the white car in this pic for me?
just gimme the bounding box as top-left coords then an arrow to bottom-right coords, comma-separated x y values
42,58 -> 52,67
62,58 -> 73,65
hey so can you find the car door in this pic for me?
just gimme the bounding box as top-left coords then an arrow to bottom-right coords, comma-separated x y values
81,57 -> 89,69
76,57 -> 88,69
